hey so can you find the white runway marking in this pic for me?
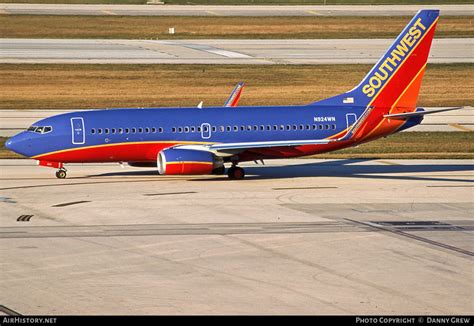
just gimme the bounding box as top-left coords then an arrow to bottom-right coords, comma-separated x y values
0,38 -> 471,64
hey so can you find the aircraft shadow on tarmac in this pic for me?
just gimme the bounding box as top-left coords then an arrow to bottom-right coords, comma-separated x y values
90,159 -> 474,183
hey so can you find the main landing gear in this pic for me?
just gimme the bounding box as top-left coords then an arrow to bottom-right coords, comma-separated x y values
227,165 -> 245,180
55,168 -> 67,179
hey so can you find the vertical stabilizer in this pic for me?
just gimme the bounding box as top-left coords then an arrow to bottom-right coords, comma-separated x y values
312,9 -> 439,110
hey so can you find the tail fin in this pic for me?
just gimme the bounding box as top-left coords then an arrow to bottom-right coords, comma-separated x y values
313,9 -> 439,110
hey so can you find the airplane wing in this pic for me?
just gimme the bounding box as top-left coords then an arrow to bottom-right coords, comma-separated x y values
209,138 -> 331,152
176,139 -> 332,157
224,82 -> 245,107
176,105 -> 376,156
384,107 -> 462,120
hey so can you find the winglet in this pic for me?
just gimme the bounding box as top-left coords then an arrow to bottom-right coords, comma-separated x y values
224,82 -> 245,107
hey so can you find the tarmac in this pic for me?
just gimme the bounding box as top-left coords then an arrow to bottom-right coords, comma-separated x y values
1,107 -> 472,137
0,4 -> 471,17
0,158 -> 472,314
1,38 -> 471,65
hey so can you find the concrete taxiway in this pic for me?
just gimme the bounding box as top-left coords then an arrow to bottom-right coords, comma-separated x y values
1,107 -> 472,137
1,38 -> 471,65
0,158 -> 472,314
0,4 -> 472,17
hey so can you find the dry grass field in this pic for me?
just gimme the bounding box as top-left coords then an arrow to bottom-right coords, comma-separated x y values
0,15 -> 472,39
0,64 -> 472,110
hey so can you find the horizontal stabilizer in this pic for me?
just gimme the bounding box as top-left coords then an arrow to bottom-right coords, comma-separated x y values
383,107 -> 462,120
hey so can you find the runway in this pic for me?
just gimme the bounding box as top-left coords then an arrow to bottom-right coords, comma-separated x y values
0,158 -> 472,314
0,4 -> 471,17
1,38 -> 471,65
1,107 -> 472,137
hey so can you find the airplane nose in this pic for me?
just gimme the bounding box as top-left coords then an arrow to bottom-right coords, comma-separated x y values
4,132 -> 31,157
5,138 -> 14,150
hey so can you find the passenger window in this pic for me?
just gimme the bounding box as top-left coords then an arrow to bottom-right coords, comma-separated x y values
197,127 -> 201,132
91,128 -> 96,134
226,126 -> 232,132
305,125 -> 310,130
332,124 -> 336,129
105,128 -> 110,134
219,126 -> 225,132
212,126 -> 217,132
280,125 -> 284,130
119,128 -> 123,134
184,127 -> 190,133
190,126 -> 196,133
292,125 -> 297,130
313,125 -> 317,130
325,125 -> 330,129
273,125 -> 278,130
132,128 -> 136,133
171,127 -> 176,133
247,125 -> 252,131
260,125 -> 265,131
178,127 -> 183,133
138,128 -> 143,133
234,126 -> 238,132
266,125 -> 271,131
253,125 -> 258,131
125,128 -> 130,134
286,125 -> 291,130
159,127 -> 163,133
98,129 -> 103,134
111,128 -> 116,134
319,125 -> 323,130
145,127 -> 150,133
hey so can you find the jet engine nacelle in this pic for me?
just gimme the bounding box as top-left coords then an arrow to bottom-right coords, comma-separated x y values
157,148 -> 224,175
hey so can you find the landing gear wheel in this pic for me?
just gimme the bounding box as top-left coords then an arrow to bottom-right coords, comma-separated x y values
56,169 -> 67,179
227,166 -> 245,180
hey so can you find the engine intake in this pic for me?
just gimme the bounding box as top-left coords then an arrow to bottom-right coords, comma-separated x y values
157,148 -> 223,175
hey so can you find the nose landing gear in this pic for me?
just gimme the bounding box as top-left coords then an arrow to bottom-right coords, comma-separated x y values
37,160 -> 67,179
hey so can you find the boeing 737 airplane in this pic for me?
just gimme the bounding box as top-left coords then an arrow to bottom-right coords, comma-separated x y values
5,10 -> 460,180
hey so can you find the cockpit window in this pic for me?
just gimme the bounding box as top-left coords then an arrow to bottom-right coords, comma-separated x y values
26,126 -> 52,134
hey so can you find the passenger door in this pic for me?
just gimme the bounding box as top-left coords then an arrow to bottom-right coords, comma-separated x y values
201,123 -> 211,139
71,117 -> 85,144
346,113 -> 357,130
